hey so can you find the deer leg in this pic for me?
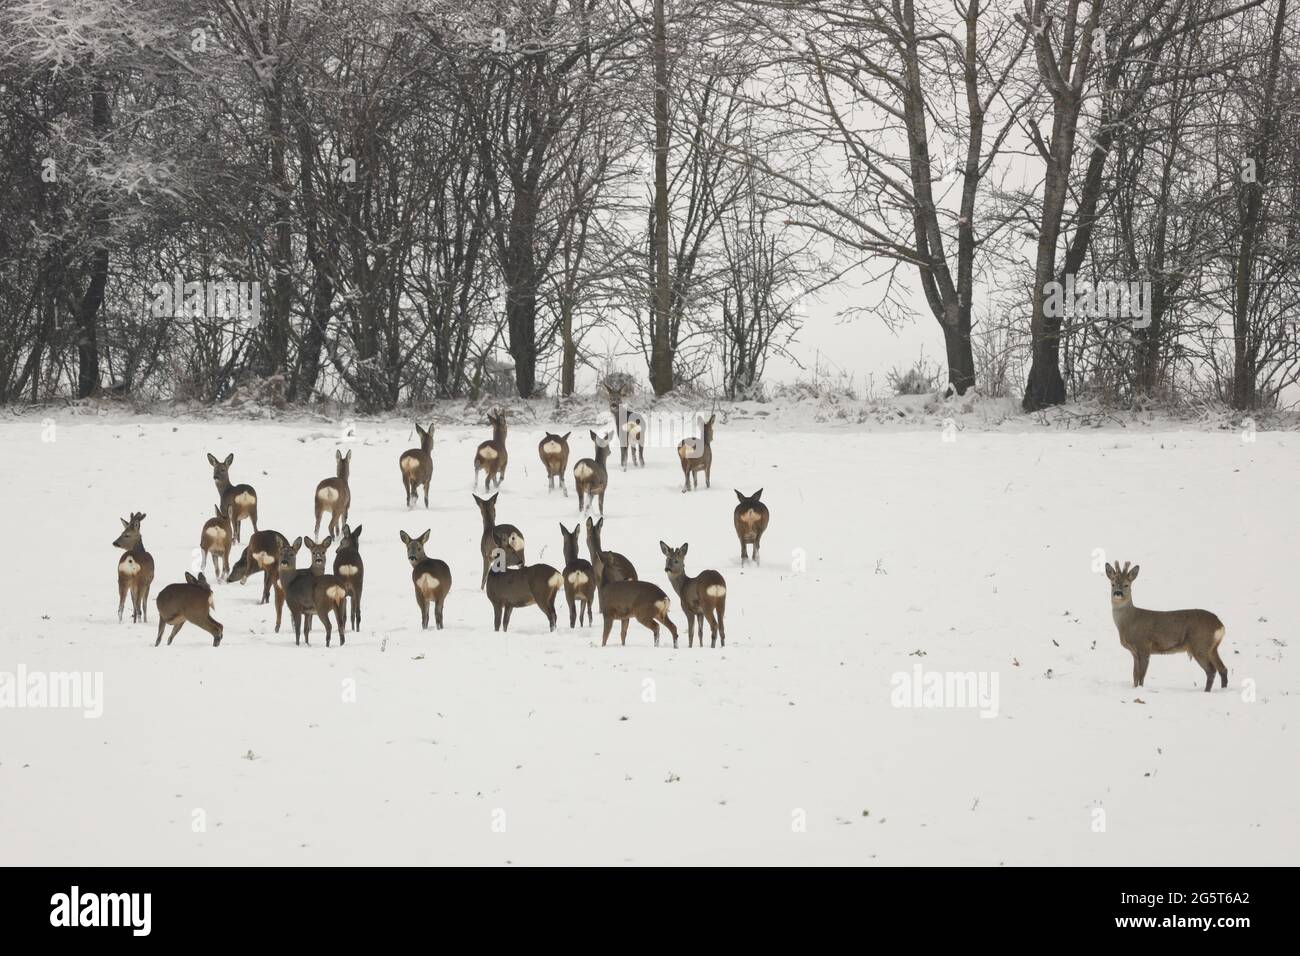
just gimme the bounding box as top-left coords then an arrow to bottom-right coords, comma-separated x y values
154,618 -> 165,646
1212,647 -> 1228,688
598,491 -> 605,516
544,592 -> 558,631
434,595 -> 445,630
566,588 -> 577,629
352,582 -> 362,631
313,502 -> 323,536
166,622 -> 183,646
619,618 -> 630,646
658,609 -> 678,648
318,610 -> 333,648
1132,650 -> 1149,687
561,474 -> 568,497
705,464 -> 711,489
716,603 -> 725,647
1197,654 -> 1216,692
117,579 -> 127,623
686,612 -> 695,647
601,615 -> 613,647
740,541 -> 749,566
417,594 -> 428,630
620,446 -> 628,471
275,588 -> 285,632
302,613 -> 312,646
250,507 -> 259,534
200,550 -> 208,572
493,601 -> 503,632
754,538 -> 762,566
334,603 -> 346,646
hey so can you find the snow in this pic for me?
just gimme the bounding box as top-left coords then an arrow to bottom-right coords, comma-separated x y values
0,401 -> 1296,865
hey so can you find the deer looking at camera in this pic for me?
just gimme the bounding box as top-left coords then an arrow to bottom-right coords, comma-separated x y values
474,408 -> 509,491
474,492 -> 525,588
206,452 -> 258,542
484,547 -> 563,633
538,431 -> 571,495
677,413 -> 716,492
314,449 -> 351,537
590,549 -> 678,647
154,572 -> 223,647
585,515 -> 636,584
559,522 -> 594,628
661,541 -> 727,648
281,536 -> 348,647
573,430 -> 612,515
198,505 -> 233,580
227,529 -> 290,605
113,512 -> 155,623
1105,561 -> 1228,693
603,381 -> 644,470
399,529 -> 452,630
333,524 -> 364,631
400,421 -> 435,508
733,489 -> 769,566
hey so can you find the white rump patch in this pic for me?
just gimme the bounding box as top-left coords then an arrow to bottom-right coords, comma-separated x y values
739,510 -> 763,526
338,565 -> 359,577
654,598 -> 669,614
507,532 -> 525,552
417,574 -> 441,594
234,491 -> 256,507
705,584 -> 726,598
1213,626 -> 1225,646
203,527 -> 227,545
400,456 -> 421,476
317,486 -> 339,503
542,441 -> 562,455
254,551 -> 275,568
479,446 -> 499,461
548,573 -> 563,589
567,571 -> 589,586
574,463 -> 593,480
625,422 -> 641,439
119,557 -> 139,575
326,585 -> 347,602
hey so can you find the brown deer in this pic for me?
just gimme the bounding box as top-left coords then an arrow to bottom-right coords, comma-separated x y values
473,408 -> 509,491
227,529 -> 291,605
538,431 -> 571,495
273,533 -> 326,633
585,515 -> 636,584
206,453 -> 258,542
154,572 -> 223,647
591,549 -> 679,647
400,529 -> 452,630
573,430 -> 613,515
333,523 -> 364,631
113,512 -> 155,623
1105,561 -> 1228,693
314,449 -> 351,537
474,492 -> 525,588
559,522 -> 595,628
399,422 -> 435,508
604,382 -> 645,470
282,536 -> 349,646
733,489 -> 769,566
198,505 -> 233,580
484,548 -> 563,632
677,413 -> 716,492
661,541 -> 727,648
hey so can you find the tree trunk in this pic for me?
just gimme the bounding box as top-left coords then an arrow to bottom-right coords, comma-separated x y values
649,0 -> 673,395
76,76 -> 111,398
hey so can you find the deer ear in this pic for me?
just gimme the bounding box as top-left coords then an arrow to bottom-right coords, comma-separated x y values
585,516 -> 594,531
197,572 -> 207,585
660,540 -> 671,556
680,542 -> 689,556
734,489 -> 745,502
185,572 -> 197,585
305,536 -> 316,549
1104,563 -> 1115,581
400,530 -> 411,544
345,449 -> 352,461
1128,565 -> 1140,582
707,414 -> 716,425
120,517 -> 130,528
207,453 -> 218,466
418,529 -> 431,545
753,488 -> 763,500
589,429 -> 598,442
336,449 -> 343,461
351,525 -> 362,540
488,492 -> 499,504
321,536 -> 333,549
289,536 -> 302,550
561,431 -> 571,441
224,453 -> 234,467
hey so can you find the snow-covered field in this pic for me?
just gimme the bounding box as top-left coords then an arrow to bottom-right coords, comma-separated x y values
1,402 -> 1296,865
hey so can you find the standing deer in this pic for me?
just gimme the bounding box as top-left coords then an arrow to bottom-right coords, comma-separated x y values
559,522 -> 595,628
198,505 -> 233,580
399,529 -> 452,630
113,512 -> 155,623
154,572 -> 223,647
474,492 -> 525,588
282,536 -> 348,647
538,431 -> 571,495
484,548 -> 563,632
661,541 -> 727,648
591,549 -> 679,647
226,529 -> 291,605
474,408 -> 509,490
573,430 -> 612,515
677,413 -> 716,492
604,381 -> 645,470
733,489 -> 769,566
1105,561 -> 1228,693
206,453 -> 258,542
333,523 -> 364,631
585,515 -> 637,584
400,421 -> 435,508
314,449 -> 351,537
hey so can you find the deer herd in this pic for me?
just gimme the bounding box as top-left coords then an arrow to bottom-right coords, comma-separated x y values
112,389 -> 769,655
111,387 -> 1232,692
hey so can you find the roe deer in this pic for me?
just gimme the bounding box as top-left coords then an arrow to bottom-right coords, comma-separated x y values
585,515 -> 636,584
591,549 -> 678,647
273,533 -> 325,633
538,431 -> 571,495
155,572 -> 223,647
314,449 -> 351,537
677,413 -> 716,492
199,505 -> 233,580
604,382 -> 644,470
473,408 -> 509,490
474,492 -> 525,588
333,523 -> 364,631
207,452 -> 258,542
559,522 -> 595,628
113,512 -> 155,623
283,536 -> 348,646
484,548 -> 563,632
733,489 -> 769,566
400,422 -> 435,508
661,541 -> 727,648
1105,561 -> 1228,693
227,529 -> 290,605
573,430 -> 612,515
400,529 -> 452,630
